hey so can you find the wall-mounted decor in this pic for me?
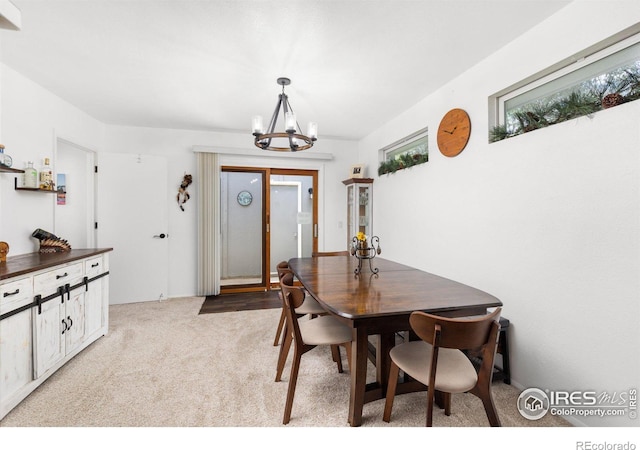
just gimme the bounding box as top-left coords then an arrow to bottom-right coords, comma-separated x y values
237,190 -> 252,206
56,173 -> 66,205
437,108 -> 471,157
177,173 -> 192,211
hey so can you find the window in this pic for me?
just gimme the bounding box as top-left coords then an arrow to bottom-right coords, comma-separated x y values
378,127 -> 428,175
490,30 -> 640,142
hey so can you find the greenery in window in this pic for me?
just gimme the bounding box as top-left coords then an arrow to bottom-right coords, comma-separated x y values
491,60 -> 640,142
378,136 -> 428,176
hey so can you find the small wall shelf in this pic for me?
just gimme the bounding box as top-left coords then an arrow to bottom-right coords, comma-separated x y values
13,177 -> 56,193
0,166 -> 24,174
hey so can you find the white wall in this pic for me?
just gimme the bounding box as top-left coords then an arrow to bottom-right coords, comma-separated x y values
0,63 -> 105,255
359,0 -> 640,427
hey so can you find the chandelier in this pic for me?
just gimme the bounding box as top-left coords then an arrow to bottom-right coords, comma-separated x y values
252,77 -> 317,152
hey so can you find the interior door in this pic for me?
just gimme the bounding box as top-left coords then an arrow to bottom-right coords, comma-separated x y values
96,153 -> 169,304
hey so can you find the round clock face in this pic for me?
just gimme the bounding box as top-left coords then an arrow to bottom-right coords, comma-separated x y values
237,190 -> 253,206
437,108 -> 471,157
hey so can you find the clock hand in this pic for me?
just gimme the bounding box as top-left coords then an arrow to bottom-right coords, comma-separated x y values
443,126 -> 457,135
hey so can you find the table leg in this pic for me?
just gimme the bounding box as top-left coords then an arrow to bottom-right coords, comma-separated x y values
376,332 -> 395,390
348,326 -> 368,427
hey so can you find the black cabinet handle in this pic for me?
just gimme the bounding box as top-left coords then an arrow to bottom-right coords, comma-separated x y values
67,316 -> 73,329
61,319 -> 67,334
91,263 -> 99,268
3,289 -> 19,297
56,272 -> 68,279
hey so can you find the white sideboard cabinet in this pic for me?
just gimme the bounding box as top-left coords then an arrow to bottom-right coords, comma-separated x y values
0,249 -> 111,419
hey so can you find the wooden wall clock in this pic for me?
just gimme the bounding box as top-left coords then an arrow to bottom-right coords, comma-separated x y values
437,108 -> 471,157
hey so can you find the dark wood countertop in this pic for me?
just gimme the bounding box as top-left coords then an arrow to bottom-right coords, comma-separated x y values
0,248 -> 113,281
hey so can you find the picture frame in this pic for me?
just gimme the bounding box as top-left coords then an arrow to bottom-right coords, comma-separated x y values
350,164 -> 365,178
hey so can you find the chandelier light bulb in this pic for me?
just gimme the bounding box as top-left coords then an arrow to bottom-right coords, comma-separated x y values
285,112 -> 297,133
307,122 -> 318,140
252,115 -> 264,134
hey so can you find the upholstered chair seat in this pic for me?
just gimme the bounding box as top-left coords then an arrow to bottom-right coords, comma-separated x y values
389,341 -> 477,393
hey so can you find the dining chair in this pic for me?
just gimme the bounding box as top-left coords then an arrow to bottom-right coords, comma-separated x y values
272,261 -> 326,346
276,277 -> 353,424
312,251 -> 350,256
382,308 -> 502,427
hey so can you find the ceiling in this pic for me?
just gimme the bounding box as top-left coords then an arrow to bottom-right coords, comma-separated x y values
0,0 -> 572,141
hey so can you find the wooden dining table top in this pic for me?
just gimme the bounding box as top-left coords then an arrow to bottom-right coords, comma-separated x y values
288,255 -> 502,322
288,254 -> 503,426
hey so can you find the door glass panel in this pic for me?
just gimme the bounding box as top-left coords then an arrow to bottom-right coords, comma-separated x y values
270,174 -> 314,282
220,170 -> 264,287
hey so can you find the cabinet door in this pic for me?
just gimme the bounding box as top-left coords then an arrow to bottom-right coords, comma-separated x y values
33,299 -> 65,378
64,290 -> 85,354
0,309 -> 33,403
84,277 -> 103,338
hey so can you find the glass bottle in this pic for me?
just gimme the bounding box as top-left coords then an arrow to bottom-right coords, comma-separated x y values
23,161 -> 38,188
39,158 -> 53,190
0,145 -> 11,167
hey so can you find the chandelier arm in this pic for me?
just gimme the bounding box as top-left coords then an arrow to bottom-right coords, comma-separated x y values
264,94 -> 284,148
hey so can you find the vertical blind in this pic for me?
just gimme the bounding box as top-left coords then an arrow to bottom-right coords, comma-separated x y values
196,152 -> 220,296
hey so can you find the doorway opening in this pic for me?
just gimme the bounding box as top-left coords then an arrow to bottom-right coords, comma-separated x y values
54,138 -> 96,248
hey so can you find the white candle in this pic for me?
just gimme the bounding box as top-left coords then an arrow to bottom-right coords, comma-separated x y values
252,115 -> 264,134
307,122 -> 318,139
285,112 -> 297,133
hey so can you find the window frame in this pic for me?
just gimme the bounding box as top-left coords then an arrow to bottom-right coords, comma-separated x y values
378,127 -> 429,175
490,24 -> 640,139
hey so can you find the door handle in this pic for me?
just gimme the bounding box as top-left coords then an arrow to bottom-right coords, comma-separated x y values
153,233 -> 168,239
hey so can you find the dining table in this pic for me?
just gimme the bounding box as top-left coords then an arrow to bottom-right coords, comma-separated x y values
288,255 -> 502,427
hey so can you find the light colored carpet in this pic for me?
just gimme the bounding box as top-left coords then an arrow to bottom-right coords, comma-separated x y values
0,296 -> 569,428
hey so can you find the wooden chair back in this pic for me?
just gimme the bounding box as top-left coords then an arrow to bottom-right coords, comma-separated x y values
280,278 -> 306,345
312,251 -> 350,257
276,261 -> 292,279
409,308 -> 501,351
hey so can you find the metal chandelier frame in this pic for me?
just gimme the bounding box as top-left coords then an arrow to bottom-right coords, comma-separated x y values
252,77 -> 317,152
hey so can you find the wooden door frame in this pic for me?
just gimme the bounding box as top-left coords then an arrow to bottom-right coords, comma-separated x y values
220,166 -> 318,294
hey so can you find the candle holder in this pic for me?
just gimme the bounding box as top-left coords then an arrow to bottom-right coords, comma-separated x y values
350,235 -> 381,275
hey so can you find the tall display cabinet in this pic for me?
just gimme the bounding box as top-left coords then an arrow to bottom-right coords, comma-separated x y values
342,178 -> 373,248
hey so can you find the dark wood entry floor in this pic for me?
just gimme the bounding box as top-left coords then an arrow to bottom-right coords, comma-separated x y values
199,290 -> 281,314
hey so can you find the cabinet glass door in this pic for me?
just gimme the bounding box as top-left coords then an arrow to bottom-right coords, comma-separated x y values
346,180 -> 373,247
357,184 -> 371,237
